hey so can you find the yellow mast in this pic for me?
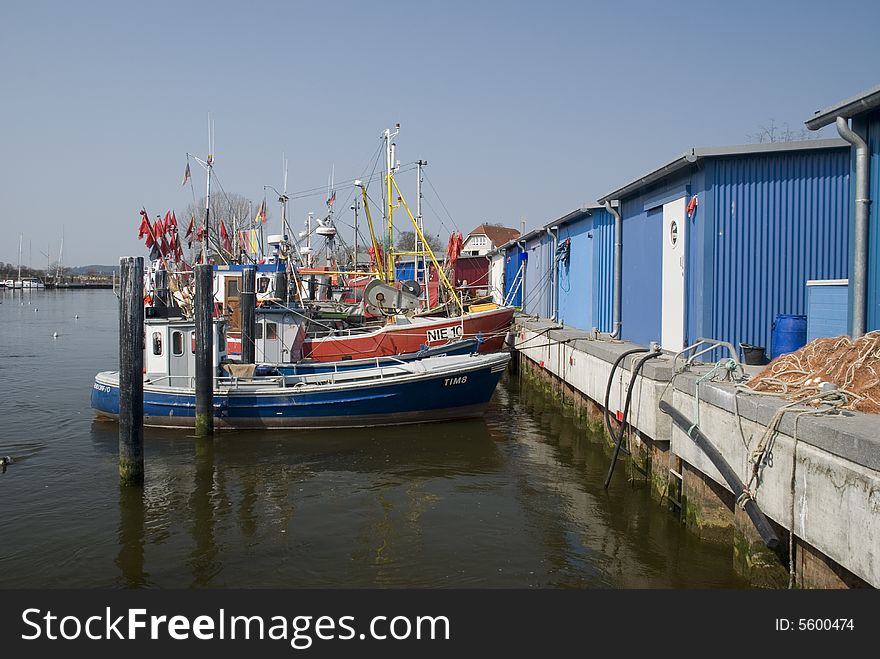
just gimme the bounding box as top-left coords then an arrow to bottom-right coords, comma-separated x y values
356,181 -> 387,282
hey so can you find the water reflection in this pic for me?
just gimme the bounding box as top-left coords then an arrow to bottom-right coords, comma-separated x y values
116,485 -> 147,588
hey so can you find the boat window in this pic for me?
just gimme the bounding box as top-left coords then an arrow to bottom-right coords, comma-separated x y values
255,323 -> 263,339
191,331 -> 196,354
171,331 -> 184,356
266,322 -> 277,340
227,279 -> 239,296
258,277 -> 270,294
152,332 -> 162,356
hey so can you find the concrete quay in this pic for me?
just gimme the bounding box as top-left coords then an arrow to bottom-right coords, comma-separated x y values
511,315 -> 879,588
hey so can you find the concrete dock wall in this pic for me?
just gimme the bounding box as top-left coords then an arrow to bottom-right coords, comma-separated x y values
512,316 -> 879,588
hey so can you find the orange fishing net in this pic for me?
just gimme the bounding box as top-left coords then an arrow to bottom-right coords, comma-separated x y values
746,332 -> 880,414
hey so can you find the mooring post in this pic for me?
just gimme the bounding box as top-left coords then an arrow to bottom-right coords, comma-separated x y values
119,256 -> 144,485
194,263 -> 214,436
241,265 -> 256,364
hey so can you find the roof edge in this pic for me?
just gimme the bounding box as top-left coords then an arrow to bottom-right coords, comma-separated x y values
805,84 -> 880,130
597,138 -> 848,204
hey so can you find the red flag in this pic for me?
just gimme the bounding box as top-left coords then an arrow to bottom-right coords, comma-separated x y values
220,221 -> 231,252
138,209 -> 153,246
181,162 -> 191,187
255,199 -> 266,224
326,190 -> 336,208
153,217 -> 165,239
165,210 -> 177,232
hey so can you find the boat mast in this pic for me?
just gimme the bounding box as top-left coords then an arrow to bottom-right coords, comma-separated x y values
352,199 -> 359,269
416,159 -> 428,306
384,124 -> 400,283
57,228 -> 64,283
306,212 -> 313,268
17,234 -> 22,283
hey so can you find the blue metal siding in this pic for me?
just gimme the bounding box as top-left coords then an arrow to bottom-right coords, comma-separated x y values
523,234 -> 552,317
503,245 -> 523,307
708,149 -> 850,352
620,200 -> 663,346
864,111 -> 880,330
556,215 -> 593,330
807,282 -> 849,341
591,208 -> 615,332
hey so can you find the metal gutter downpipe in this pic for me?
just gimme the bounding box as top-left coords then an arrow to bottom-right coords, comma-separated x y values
546,227 -> 558,320
605,200 -> 622,338
836,116 -> 871,337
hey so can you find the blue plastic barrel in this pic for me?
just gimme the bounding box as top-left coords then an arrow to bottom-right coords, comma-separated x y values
770,314 -> 808,360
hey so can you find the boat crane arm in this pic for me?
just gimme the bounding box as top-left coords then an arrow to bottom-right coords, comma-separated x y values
390,177 -> 463,313
357,182 -> 387,282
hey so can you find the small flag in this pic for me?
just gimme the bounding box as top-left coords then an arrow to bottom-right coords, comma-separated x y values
181,162 -> 191,187
326,190 -> 336,208
185,213 -> 195,246
220,221 -> 231,253
137,209 -> 153,245
687,195 -> 698,218
255,199 -> 267,224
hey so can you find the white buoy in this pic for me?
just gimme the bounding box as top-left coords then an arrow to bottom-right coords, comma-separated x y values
75,314 -> 79,319
53,332 -> 58,338
34,308 -> 38,312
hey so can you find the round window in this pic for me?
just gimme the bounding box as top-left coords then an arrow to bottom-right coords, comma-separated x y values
669,220 -> 679,247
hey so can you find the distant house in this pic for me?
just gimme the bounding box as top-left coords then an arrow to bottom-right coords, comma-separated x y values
462,224 -> 521,256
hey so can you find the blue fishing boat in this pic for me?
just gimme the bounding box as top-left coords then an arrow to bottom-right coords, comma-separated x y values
90,316 -> 509,429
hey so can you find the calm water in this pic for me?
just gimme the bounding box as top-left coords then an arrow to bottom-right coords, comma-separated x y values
0,289 -> 743,588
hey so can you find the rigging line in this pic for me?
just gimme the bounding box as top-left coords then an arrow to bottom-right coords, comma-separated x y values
422,172 -> 460,232
421,197 -> 454,237
285,165 -> 416,203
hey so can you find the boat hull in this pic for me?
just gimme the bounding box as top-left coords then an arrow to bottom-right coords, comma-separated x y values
256,338 -> 482,376
91,353 -> 510,429
301,306 -> 514,362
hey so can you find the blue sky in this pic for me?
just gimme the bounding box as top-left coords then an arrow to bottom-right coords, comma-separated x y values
1,0 -> 878,266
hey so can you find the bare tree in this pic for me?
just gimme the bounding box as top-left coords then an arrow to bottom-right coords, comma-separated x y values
747,119 -> 814,144
395,230 -> 443,253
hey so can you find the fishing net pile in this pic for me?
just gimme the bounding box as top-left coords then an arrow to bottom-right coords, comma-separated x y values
746,332 -> 880,414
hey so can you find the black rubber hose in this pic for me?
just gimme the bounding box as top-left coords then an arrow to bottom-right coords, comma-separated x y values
603,348 -> 649,448
658,400 -> 780,550
604,350 -> 663,489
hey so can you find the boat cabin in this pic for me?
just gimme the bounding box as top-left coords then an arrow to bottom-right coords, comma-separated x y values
144,315 -> 228,384
252,307 -> 306,363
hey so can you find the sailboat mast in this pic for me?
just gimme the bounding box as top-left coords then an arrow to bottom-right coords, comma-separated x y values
18,234 -> 22,283
57,228 -> 64,282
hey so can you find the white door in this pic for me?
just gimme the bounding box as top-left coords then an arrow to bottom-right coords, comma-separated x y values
661,197 -> 687,352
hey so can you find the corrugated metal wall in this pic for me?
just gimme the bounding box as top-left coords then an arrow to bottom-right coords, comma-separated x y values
706,149 -> 850,354
556,215 -> 593,329
522,233 -> 552,317
591,207 -> 616,332
503,244 -> 524,307
863,112 -> 880,331
620,199 -> 664,346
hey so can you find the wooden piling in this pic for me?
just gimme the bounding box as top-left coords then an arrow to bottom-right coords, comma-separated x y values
118,256 -> 144,485
241,266 -> 256,364
194,263 -> 214,436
